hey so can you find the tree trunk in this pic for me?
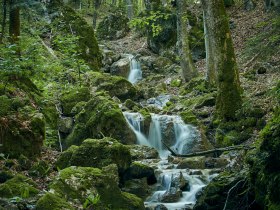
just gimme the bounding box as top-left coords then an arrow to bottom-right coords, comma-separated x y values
9,0 -> 20,44
201,0 -> 242,120
1,0 -> 7,43
126,0 -> 133,19
93,0 -> 101,29
176,0 -> 197,82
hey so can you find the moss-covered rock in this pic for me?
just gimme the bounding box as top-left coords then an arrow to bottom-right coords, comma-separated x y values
177,156 -> 206,169
60,87 -> 90,116
57,138 -> 132,175
48,3 -> 102,69
36,193 -> 74,210
248,108 -> 280,209
128,145 -> 159,160
87,72 -> 138,101
64,95 -> 135,147
0,111 -> 45,158
0,174 -> 39,198
49,166 -> 145,209
97,13 -> 129,40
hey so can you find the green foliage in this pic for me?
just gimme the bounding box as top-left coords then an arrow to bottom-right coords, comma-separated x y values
83,193 -> 101,209
129,10 -> 171,37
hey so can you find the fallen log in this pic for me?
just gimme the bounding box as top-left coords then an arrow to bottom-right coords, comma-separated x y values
161,140 -> 255,157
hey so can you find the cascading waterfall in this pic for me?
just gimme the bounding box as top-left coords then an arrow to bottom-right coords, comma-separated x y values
127,55 -> 142,84
123,112 -> 216,209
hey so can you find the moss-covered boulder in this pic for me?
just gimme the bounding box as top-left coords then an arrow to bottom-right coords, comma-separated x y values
0,111 -> 45,158
193,171 -> 257,210
248,107 -> 280,209
128,145 -> 159,160
36,193 -> 74,210
177,156 -> 206,169
87,72 -> 138,101
97,13 -> 129,40
0,174 -> 39,198
48,3 -> 102,69
60,87 -> 90,116
48,166 -> 145,209
57,138 -> 132,175
64,95 -> 135,147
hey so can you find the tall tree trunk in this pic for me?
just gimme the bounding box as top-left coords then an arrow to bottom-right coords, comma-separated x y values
93,0 -> 101,29
1,0 -> 7,43
126,0 -> 133,19
9,0 -> 20,44
201,0 -> 242,120
176,0 -> 197,82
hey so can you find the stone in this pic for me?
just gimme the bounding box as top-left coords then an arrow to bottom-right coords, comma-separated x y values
128,145 -> 159,160
110,57 -> 130,78
177,156 -> 206,169
123,178 -> 152,199
36,193 -> 75,210
57,138 -> 132,176
160,187 -> 182,203
58,117 -> 73,134
49,166 -> 145,209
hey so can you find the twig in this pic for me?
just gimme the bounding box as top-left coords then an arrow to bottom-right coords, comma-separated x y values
223,179 -> 245,210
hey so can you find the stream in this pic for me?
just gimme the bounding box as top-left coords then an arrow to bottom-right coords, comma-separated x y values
124,112 -> 218,209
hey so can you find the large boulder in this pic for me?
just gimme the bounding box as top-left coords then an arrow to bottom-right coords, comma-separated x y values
97,13 -> 129,40
86,72 -> 138,101
0,174 -> 39,198
56,138 -> 132,175
48,3 -> 102,69
64,95 -> 136,147
110,57 -> 130,78
47,166 -> 145,209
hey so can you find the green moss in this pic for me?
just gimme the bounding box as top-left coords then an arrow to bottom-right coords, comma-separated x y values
170,79 -> 182,87
58,138 -> 132,174
36,193 -> 75,210
60,87 -> 90,116
0,95 -> 12,117
49,166 -> 144,209
180,110 -> 199,125
0,174 -> 39,198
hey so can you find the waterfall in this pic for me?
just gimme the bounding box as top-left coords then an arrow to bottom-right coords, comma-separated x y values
128,55 -> 142,84
124,112 -> 199,158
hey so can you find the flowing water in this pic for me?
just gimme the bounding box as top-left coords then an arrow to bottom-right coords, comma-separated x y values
124,112 -> 217,209
127,55 -> 142,84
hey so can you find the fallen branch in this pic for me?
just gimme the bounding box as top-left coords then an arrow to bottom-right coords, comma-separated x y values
161,141 -> 255,157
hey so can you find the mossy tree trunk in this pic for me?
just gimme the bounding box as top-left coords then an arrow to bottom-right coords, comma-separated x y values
202,0 -> 242,120
176,0 -> 197,82
1,0 -> 7,43
9,0 -> 20,44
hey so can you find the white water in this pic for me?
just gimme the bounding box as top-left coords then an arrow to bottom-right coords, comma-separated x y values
128,55 -> 142,84
123,112 -> 216,209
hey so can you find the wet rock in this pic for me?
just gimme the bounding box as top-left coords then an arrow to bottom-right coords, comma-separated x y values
128,145 -> 159,160
124,162 -> 157,185
190,170 -> 203,175
173,172 -> 190,191
123,178 -> 152,199
58,117 -> 73,134
205,157 -> 229,169
177,156 -> 206,169
154,204 -> 168,210
160,187 -> 182,202
110,57 -> 130,78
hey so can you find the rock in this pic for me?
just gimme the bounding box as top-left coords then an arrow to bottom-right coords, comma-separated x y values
86,72 -> 138,101
0,174 -> 39,198
123,162 -> 157,185
190,170 -> 203,175
160,187 -> 182,203
48,4 -> 101,69
110,57 -> 130,78
155,204 -> 168,210
56,138 -> 131,176
123,178 -> 152,199
58,117 -> 73,134
177,156 -> 206,169
205,157 -> 229,169
0,111 -> 45,158
128,145 -> 159,160
97,13 -> 129,40
172,172 -> 190,191
64,94 -> 136,147
36,193 -> 75,210
49,166 -> 145,209
60,87 -> 90,116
